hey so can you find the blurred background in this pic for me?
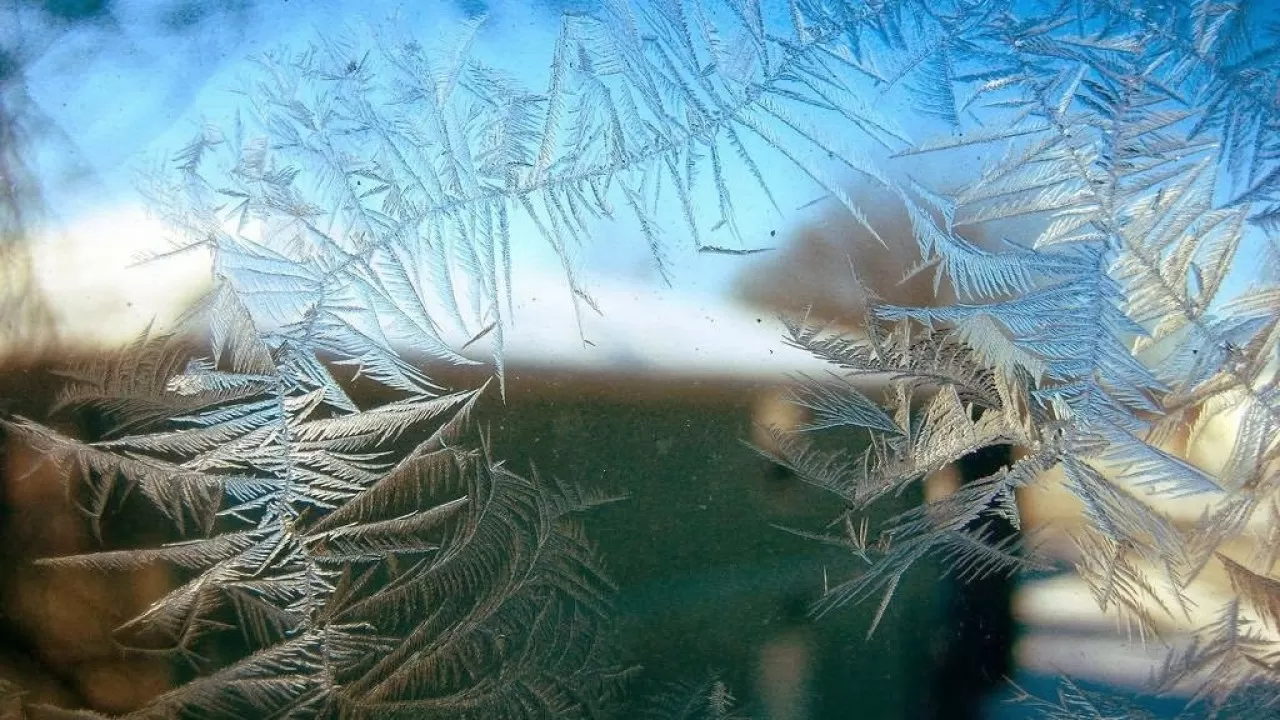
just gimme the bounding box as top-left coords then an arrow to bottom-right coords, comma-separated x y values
0,0 -> 1250,717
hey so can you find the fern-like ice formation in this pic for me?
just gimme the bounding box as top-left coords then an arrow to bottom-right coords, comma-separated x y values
3,286 -> 624,718
7,0 -> 906,714
755,0 -> 1280,713
136,0 -> 921,397
8,0 -> 1280,715
639,675 -> 753,719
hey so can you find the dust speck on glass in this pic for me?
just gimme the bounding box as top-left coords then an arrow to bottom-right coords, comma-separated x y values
1,0 -> 1277,717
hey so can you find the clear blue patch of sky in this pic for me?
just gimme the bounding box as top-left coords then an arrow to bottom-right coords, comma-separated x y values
9,0 -> 1275,314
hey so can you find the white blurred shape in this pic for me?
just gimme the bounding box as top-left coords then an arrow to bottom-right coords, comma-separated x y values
31,205 -> 210,347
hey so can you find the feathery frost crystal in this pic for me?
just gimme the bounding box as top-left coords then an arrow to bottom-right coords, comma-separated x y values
6,0 -> 1279,716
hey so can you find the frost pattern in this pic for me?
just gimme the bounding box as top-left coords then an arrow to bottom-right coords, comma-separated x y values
4,288 -> 624,718
762,0 -> 1280,713
6,0 -> 1280,716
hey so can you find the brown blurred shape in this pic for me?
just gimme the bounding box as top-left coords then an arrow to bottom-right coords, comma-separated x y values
1,369 -> 172,716
731,182 -> 978,331
736,185 -> 1016,720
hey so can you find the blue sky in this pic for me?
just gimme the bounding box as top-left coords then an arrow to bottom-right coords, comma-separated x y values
13,0 -> 838,364
4,1 -> 799,374
8,0 -> 1273,368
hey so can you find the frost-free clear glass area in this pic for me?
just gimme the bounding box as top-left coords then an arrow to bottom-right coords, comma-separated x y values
1,0 -> 1277,717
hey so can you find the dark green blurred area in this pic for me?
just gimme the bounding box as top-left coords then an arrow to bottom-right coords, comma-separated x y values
477,369 -> 945,718
0,360 -> 953,717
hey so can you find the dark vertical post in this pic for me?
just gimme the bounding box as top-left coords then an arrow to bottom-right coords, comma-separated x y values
924,444 -> 1017,720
